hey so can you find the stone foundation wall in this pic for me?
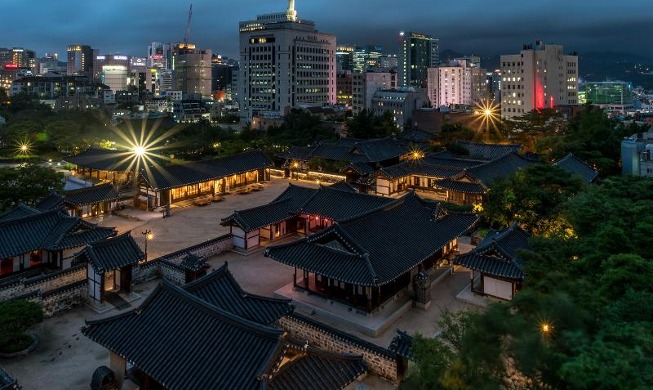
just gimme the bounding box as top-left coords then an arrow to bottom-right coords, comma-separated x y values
280,314 -> 399,383
133,234 -> 234,285
40,281 -> 87,318
0,265 -> 86,302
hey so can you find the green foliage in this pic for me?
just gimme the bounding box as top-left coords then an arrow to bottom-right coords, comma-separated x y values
483,164 -> 585,235
267,109 -> 337,146
0,300 -> 43,353
345,109 -> 397,139
0,164 -> 64,212
409,176 -> 653,389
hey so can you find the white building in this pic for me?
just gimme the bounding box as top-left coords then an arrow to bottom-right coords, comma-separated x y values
352,69 -> 397,114
500,40 -> 578,118
96,54 -> 130,93
238,0 -> 336,121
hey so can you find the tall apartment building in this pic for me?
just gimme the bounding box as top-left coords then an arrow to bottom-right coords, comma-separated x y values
67,45 -> 95,77
427,57 -> 489,108
352,69 -> 397,114
238,0 -> 336,121
172,43 -> 212,99
399,32 -> 439,88
500,40 -> 578,118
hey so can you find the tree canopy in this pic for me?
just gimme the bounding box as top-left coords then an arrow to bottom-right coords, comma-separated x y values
407,175 -> 653,389
0,164 -> 64,212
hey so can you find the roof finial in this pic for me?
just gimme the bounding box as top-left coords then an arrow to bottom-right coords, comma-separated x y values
286,0 -> 297,21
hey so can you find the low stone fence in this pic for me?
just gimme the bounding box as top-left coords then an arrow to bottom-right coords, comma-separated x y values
280,313 -> 400,383
0,264 -> 86,302
40,280 -> 87,317
133,234 -> 234,285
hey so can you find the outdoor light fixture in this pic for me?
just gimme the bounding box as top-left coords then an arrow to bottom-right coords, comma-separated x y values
142,229 -> 153,261
134,145 -> 146,156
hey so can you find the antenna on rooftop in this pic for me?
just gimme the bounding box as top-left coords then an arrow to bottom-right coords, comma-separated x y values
184,4 -> 193,45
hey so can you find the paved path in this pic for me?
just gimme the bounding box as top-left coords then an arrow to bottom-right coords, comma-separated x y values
1,178 -> 478,390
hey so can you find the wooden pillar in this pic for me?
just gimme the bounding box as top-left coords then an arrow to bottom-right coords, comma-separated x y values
109,352 -> 126,388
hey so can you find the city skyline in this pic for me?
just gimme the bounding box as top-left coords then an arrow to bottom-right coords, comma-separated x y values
2,0 -> 651,60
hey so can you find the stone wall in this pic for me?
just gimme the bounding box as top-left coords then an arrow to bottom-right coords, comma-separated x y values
133,234 -> 234,285
0,264 -> 86,302
40,280 -> 87,318
280,313 -> 400,383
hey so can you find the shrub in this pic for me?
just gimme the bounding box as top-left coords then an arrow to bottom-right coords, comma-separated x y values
0,300 -> 43,353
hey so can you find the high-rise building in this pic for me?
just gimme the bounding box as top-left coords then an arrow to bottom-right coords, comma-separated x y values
399,32 -> 438,88
500,40 -> 578,118
147,42 -> 173,70
352,69 -> 397,114
67,44 -> 94,77
172,43 -> 212,99
352,45 -> 383,73
336,44 -> 355,72
238,0 -> 336,121
96,54 -> 131,93
427,57 -> 489,108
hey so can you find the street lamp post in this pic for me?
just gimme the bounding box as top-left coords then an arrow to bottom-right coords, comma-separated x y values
142,229 -> 153,261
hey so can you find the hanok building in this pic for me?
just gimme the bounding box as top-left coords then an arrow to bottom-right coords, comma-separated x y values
454,222 -> 530,300
64,147 -> 139,185
265,192 -> 478,312
74,232 -> 143,304
83,264 -> 367,390
138,150 -> 272,210
278,137 -> 410,186
36,183 -> 120,218
0,207 -> 115,278
374,149 -> 536,205
555,153 -> 599,184
221,183 -> 394,250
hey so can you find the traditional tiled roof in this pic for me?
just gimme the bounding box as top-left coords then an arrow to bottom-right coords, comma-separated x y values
352,138 -> 409,163
183,262 -> 293,325
76,232 -> 143,273
64,148 -> 137,171
0,204 -> 41,222
422,153 -> 486,169
464,152 -> 536,186
388,330 -> 414,359
63,183 -> 119,207
179,253 -> 207,272
222,183 -> 393,232
34,193 -> 64,211
267,347 -> 366,390
266,192 -> 478,286
83,281 -> 365,390
0,366 -> 18,390
0,210 -> 116,258
378,160 -> 462,180
454,222 -> 530,280
141,150 -> 272,191
400,129 -> 435,143
82,282 -> 284,390
281,137 -> 408,165
327,181 -> 358,193
456,141 -> 521,161
344,161 -> 375,175
555,153 -> 598,183
433,179 -> 486,194
221,184 -> 316,231
299,186 -> 395,221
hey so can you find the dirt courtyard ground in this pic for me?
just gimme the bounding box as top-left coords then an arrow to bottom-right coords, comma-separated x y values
1,178 -> 478,390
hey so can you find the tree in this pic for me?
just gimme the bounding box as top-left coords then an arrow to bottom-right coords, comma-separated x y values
346,109 -> 396,139
0,300 -> 43,353
483,164 -> 585,235
0,164 -> 64,212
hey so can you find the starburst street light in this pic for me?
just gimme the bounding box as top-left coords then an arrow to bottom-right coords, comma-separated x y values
133,145 -> 146,157
16,141 -> 31,156
472,100 -> 500,142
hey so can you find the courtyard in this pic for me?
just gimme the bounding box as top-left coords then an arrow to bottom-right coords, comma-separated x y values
1,177 -> 478,389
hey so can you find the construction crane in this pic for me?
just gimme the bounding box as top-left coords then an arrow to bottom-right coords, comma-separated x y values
184,4 -> 193,45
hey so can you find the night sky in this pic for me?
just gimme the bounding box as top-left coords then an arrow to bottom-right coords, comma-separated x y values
2,0 -> 650,60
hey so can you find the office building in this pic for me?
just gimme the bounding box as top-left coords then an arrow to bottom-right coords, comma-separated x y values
172,43 -> 212,99
399,32 -> 439,88
352,69 -> 397,114
371,87 -> 427,129
238,0 -> 336,121
96,54 -> 131,93
500,40 -> 578,118
336,44 -> 355,72
352,45 -> 383,73
67,44 -> 95,77
147,42 -> 173,70
0,47 -> 36,70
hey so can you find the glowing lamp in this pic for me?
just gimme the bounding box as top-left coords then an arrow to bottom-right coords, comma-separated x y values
20,145 -> 28,152
146,232 -> 154,241
134,146 -> 146,156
